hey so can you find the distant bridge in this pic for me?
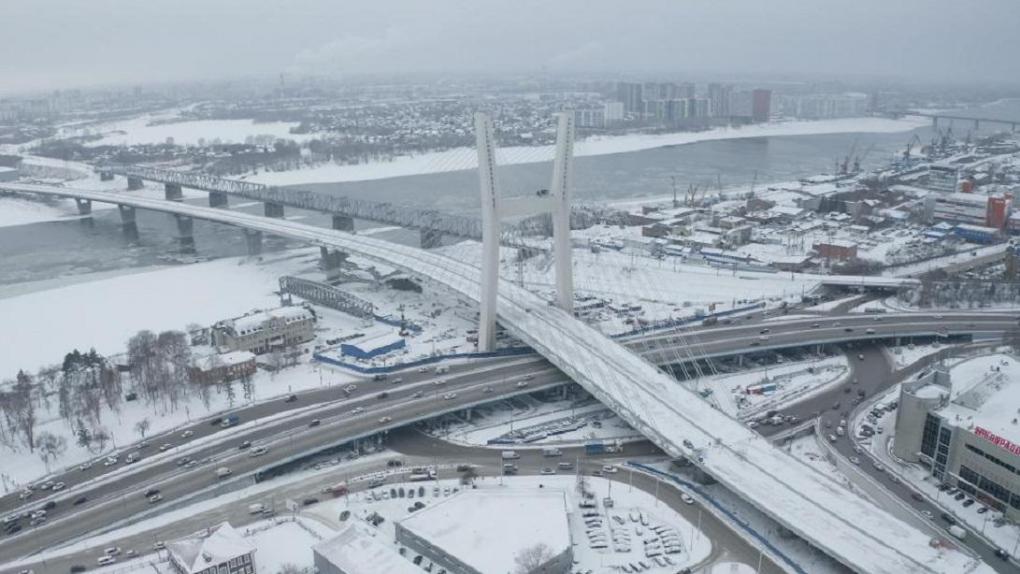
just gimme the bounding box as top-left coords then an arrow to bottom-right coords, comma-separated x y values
97,163 -> 548,248
901,111 -> 1018,132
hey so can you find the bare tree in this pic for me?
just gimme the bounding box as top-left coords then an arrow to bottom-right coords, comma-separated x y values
37,431 -> 67,472
460,465 -> 478,486
514,543 -> 555,574
276,564 -> 303,574
134,418 -> 151,440
10,371 -> 37,451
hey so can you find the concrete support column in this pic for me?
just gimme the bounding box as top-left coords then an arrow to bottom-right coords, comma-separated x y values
127,176 -> 144,191
475,112 -> 501,352
74,198 -> 92,216
174,214 -> 195,251
164,183 -> 183,202
209,191 -> 229,208
419,228 -> 443,249
264,202 -> 285,218
119,205 -> 138,241
244,229 -> 263,256
320,246 -> 348,280
332,214 -> 355,232
99,171 -> 114,182
550,111 -> 575,314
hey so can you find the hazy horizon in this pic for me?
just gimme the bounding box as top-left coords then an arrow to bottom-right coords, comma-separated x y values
3,0 -> 1020,95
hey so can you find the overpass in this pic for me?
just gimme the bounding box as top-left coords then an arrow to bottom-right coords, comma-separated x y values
1,182 -> 992,574
96,163 -> 547,248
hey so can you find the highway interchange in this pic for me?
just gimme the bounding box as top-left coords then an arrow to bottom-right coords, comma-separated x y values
1,310 -> 1018,572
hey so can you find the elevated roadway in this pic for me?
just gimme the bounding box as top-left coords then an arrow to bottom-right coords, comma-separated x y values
0,182 -> 998,573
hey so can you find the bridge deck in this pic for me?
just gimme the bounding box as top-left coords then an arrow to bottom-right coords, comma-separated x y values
1,182 -> 991,574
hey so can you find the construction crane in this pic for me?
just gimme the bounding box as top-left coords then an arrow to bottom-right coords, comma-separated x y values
852,143 -> 875,173
840,140 -> 858,175
903,134 -> 923,161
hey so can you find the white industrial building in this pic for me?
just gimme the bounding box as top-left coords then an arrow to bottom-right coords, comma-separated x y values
313,523 -> 419,574
395,489 -> 574,574
167,522 -> 256,574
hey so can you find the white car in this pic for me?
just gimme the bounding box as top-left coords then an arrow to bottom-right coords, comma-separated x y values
602,465 -> 618,474
442,392 -> 457,400
378,416 -> 392,424
159,443 -> 173,452
104,547 -> 122,556
680,493 -> 695,505
51,482 -> 66,491
351,407 -> 364,415
849,456 -> 861,465
97,556 -> 116,566
78,462 -> 93,471
180,430 -> 194,439
104,456 -> 118,467
516,381 -> 529,388
540,467 -> 555,475
148,494 -> 163,504
249,446 -> 268,457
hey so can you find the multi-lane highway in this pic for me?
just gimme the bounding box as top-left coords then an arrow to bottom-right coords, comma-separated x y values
1,311 -> 1015,571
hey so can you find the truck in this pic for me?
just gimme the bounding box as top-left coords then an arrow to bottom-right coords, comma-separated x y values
220,414 -> 240,428
501,450 -> 520,460
541,447 -> 563,457
585,441 -> 623,456
947,525 -> 967,540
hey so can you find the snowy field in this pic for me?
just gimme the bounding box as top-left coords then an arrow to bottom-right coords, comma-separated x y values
692,356 -> 847,419
66,116 -> 318,147
888,343 -> 948,369
246,116 -> 928,186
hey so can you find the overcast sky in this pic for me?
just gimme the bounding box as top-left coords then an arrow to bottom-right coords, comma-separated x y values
3,0 -> 1019,94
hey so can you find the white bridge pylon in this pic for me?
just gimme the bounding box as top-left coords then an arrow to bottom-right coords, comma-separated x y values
474,112 -> 575,352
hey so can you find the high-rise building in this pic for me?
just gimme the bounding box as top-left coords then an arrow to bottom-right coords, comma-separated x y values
616,82 -> 643,115
752,89 -> 772,123
678,82 -> 696,99
603,101 -> 624,124
708,83 -> 732,117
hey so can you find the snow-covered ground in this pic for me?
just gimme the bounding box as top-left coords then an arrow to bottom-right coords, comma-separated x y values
64,116 -> 318,147
888,343 -> 948,370
703,356 -> 848,419
430,393 -> 643,447
786,435 -> 857,493
246,116 -> 928,186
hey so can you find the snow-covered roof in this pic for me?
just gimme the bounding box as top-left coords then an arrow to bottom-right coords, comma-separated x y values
347,331 -> 404,351
314,523 -> 419,574
168,522 -> 255,574
398,489 -> 571,574
229,306 -> 314,335
937,355 -> 1020,445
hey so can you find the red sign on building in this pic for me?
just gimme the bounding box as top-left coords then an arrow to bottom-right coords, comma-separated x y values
974,427 -> 1020,457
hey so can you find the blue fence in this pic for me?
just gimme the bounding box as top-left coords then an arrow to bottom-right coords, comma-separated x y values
313,346 -> 535,375
627,462 -> 807,574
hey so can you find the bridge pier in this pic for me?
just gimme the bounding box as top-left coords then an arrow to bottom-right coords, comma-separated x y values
244,229 -> 263,256
332,214 -> 355,232
419,228 -> 443,249
209,191 -> 229,208
118,205 -> 138,241
127,176 -> 144,191
264,202 -> 285,218
74,198 -> 92,216
99,171 -> 114,182
932,117 -> 938,129
174,214 -> 195,252
320,247 -> 348,280
974,118 -> 980,131
164,183 -> 184,202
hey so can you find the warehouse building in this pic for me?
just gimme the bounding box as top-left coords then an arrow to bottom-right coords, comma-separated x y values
167,522 -> 256,574
892,357 -> 1020,521
395,489 -> 573,574
314,523 -> 418,574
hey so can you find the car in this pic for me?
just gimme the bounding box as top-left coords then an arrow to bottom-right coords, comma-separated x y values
680,493 -> 695,505
954,492 -> 966,501
148,494 -> 163,504
125,452 -> 140,464
922,510 -> 934,520
176,457 -> 191,467
934,314 -> 944,320
308,419 -> 321,427
590,470 -> 604,477
843,386 -> 851,394
377,391 -> 389,400
911,493 -> 924,502
104,547 -> 122,556
540,467 -> 555,475
249,446 -> 268,457
159,443 -> 173,452
977,506 -> 989,515
238,441 -> 252,450
78,462 -> 93,471
412,391 -> 424,399
180,430 -> 194,439
811,323 -> 820,328
872,462 -> 884,472
70,566 -> 87,573
832,402 -> 840,410
857,354 -> 864,361
852,378 -> 859,385
153,541 -> 165,550
432,379 -> 446,386
994,549 -> 1010,560
42,500 -> 56,511
390,377 -> 403,385
484,387 -> 493,393
51,482 -> 66,491
962,499 -> 975,507
284,394 -> 298,403
849,456 -> 860,465
74,496 -> 88,506
5,523 -> 21,534
302,497 -> 319,506
144,488 -> 160,498
343,384 -> 357,394
103,457 -> 118,467
516,380 -> 529,388
759,328 -> 770,334
602,465 -> 618,474
844,327 -> 854,332
379,416 -> 392,424
97,556 -> 116,566
442,392 -> 457,400
865,328 -> 876,334
940,512 -> 956,525
351,407 -> 364,415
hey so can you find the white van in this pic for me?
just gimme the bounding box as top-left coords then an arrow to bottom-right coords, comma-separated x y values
501,450 -> 520,460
